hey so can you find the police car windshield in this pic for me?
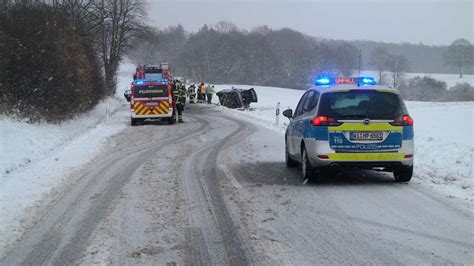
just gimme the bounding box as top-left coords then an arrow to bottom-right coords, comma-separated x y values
133,85 -> 168,98
318,90 -> 407,119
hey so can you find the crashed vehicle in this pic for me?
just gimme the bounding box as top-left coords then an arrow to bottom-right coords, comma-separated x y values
216,88 -> 258,108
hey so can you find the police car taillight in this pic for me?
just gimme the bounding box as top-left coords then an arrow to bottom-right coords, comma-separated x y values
311,116 -> 342,126
390,115 -> 414,126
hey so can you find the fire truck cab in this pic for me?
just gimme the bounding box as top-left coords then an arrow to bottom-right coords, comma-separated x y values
144,65 -> 163,80
160,63 -> 173,80
126,79 -> 175,126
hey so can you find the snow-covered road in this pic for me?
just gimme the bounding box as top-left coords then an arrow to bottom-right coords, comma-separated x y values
1,104 -> 472,265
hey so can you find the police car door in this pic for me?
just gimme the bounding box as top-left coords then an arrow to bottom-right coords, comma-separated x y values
288,92 -> 308,157
289,91 -> 314,159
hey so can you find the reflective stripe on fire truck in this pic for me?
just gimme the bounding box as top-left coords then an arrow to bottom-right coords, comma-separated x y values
133,101 -> 170,115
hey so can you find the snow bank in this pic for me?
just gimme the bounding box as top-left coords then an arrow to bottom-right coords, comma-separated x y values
406,101 -> 473,199
213,84 -> 474,202
0,62 -> 135,253
0,97 -> 120,176
0,62 -> 135,177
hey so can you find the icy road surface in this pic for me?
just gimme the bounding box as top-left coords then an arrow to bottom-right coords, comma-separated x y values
1,104 -> 473,265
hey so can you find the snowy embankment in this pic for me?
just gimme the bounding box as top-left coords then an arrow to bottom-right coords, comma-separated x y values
214,84 -> 474,203
0,62 -> 135,253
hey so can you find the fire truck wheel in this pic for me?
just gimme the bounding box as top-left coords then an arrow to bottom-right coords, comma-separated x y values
168,117 -> 176,124
131,118 -> 138,126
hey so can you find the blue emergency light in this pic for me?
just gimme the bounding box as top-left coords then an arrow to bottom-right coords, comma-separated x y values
315,77 -> 332,86
133,79 -> 168,84
359,77 -> 376,86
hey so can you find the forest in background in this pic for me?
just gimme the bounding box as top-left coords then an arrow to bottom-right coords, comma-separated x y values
127,22 -> 473,101
129,23 -> 473,84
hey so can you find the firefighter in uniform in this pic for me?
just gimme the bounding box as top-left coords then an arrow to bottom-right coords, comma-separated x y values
187,84 -> 196,104
172,80 -> 186,123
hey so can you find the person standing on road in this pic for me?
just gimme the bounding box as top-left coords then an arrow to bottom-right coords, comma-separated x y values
206,84 -> 213,104
187,84 -> 196,104
198,83 -> 206,103
172,80 -> 186,123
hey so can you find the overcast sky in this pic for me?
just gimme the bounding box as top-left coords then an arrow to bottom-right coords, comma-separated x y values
148,0 -> 473,45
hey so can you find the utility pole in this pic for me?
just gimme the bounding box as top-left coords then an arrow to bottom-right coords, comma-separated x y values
358,49 -> 362,77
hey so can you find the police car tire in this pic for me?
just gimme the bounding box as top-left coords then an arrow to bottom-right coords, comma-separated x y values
285,140 -> 298,167
394,165 -> 413,182
301,148 -> 316,182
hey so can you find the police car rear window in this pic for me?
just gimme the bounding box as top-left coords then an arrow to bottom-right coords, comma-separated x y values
317,90 -> 407,119
134,85 -> 168,98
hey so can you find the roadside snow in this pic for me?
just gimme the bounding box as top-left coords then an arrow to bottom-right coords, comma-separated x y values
0,97 -> 123,176
0,62 -> 135,177
213,84 -> 474,203
0,62 -> 135,255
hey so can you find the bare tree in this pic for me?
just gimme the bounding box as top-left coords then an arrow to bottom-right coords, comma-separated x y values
95,0 -> 145,95
444,38 -> 474,78
214,21 -> 238,34
333,42 -> 359,76
386,54 -> 409,88
369,47 -> 390,84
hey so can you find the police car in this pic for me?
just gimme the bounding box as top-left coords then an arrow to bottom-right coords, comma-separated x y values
283,77 -> 414,182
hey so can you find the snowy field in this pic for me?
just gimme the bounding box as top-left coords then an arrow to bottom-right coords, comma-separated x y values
213,84 -> 474,203
359,71 -> 474,88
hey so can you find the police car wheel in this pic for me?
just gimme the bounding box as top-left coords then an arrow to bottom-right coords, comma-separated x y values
394,165 -> 413,182
301,148 -> 316,182
285,140 -> 298,167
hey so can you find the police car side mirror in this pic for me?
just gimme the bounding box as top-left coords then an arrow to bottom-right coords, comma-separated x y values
283,109 -> 293,119
124,90 -> 131,102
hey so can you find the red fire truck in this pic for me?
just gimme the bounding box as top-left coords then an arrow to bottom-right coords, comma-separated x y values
124,79 -> 176,126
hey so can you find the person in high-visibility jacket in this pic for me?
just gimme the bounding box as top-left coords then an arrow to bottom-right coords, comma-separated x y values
172,80 -> 186,123
198,83 -> 206,103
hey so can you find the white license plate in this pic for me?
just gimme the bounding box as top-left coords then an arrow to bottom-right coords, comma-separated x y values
350,131 -> 383,141
145,102 -> 158,106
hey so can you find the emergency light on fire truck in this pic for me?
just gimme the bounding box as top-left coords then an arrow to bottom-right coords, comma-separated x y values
133,79 -> 169,85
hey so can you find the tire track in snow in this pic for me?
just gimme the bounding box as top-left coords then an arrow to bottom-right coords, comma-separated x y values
182,113 -> 254,265
1,116 -> 209,265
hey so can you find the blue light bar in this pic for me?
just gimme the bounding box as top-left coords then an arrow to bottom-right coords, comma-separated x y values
314,76 -> 377,86
133,79 -> 168,84
358,77 -> 376,86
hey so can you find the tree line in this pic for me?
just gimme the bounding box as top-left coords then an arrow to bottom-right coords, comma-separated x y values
1,8 -> 472,122
0,0 -> 145,122
128,22 -> 473,93
128,23 -> 367,89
